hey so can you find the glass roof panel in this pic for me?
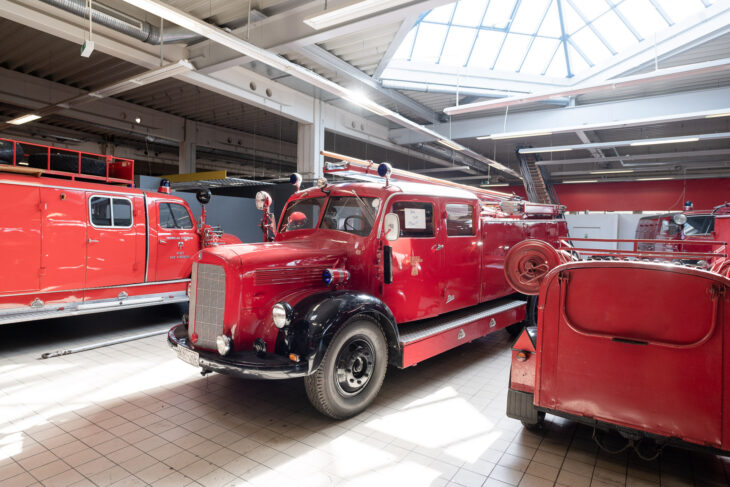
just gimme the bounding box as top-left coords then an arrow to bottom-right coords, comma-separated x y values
451,0 -> 488,27
409,23 -> 449,63
468,30 -> 506,68
520,37 -> 560,74
440,27 -> 478,66
482,0 -> 517,29
495,33 -> 533,72
511,0 -> 551,34
385,0 -> 715,84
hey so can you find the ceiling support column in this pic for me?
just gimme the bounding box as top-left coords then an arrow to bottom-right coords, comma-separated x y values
179,119 -> 197,174
297,99 -> 325,180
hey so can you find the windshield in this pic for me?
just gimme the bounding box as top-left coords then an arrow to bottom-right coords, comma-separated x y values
279,197 -> 325,233
319,196 -> 380,236
684,215 -> 715,236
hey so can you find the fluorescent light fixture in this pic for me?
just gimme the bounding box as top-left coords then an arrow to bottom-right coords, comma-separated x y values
630,137 -> 699,146
303,0 -> 412,30
480,183 -> 509,187
88,60 -> 194,98
7,114 -> 41,125
563,179 -> 598,184
345,91 -> 391,117
437,139 -> 465,151
520,147 -> 573,154
589,169 -> 634,174
478,131 -> 552,140
636,177 -> 674,181
706,112 -> 730,118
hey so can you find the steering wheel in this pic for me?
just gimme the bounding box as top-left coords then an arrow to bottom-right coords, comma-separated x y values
343,215 -> 366,232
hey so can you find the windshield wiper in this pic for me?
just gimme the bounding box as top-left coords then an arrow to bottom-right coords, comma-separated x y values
345,190 -> 375,226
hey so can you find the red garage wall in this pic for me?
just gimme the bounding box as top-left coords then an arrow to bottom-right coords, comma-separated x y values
506,178 -> 730,212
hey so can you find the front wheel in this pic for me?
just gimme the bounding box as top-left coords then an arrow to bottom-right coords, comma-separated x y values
304,316 -> 387,419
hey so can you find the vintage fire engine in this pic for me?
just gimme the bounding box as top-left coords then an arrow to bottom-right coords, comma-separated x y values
0,138 -> 239,325
168,151 -> 567,418
505,208 -> 730,457
635,203 -> 728,254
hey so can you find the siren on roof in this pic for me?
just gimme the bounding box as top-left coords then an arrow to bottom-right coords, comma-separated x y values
378,162 -> 392,186
158,179 -> 171,194
290,173 -> 302,191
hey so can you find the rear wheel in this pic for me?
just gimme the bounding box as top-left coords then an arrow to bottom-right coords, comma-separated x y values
304,316 -> 387,419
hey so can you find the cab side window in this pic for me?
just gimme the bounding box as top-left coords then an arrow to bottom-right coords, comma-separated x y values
90,196 -> 132,227
160,203 -> 193,229
446,204 -> 475,236
392,201 -> 434,238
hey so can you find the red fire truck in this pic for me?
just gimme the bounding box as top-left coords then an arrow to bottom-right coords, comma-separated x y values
635,204 -> 728,254
0,138 -> 239,325
505,210 -> 730,457
168,151 -> 567,418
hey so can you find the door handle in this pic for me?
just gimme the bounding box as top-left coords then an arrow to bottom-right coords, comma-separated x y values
432,244 -> 444,251
159,239 -> 167,244
88,238 -> 99,244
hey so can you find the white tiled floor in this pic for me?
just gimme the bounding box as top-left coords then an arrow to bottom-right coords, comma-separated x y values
1,307 -> 728,486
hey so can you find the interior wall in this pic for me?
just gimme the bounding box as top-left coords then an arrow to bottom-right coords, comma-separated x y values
506,177 -> 730,211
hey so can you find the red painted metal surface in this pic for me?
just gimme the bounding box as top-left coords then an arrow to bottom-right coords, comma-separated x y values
0,138 -> 239,323
507,214 -> 730,454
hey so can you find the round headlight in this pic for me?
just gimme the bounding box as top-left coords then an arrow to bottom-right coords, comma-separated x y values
272,302 -> 292,329
216,335 -> 232,355
672,213 -> 688,225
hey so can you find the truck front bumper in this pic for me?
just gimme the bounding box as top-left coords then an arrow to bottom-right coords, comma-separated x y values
167,324 -> 309,380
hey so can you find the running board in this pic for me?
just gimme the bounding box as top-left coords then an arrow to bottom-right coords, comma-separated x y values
399,297 -> 526,368
0,292 -> 188,325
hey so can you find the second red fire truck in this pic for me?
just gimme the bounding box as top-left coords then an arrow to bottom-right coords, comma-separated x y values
169,152 -> 567,418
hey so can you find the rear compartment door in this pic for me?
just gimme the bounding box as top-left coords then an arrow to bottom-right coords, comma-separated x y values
155,201 -> 199,281
0,185 -> 41,293
86,193 -> 144,288
40,188 -> 86,291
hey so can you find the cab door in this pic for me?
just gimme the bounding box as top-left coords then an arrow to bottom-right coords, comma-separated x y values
381,196 -> 443,323
86,194 -> 141,287
439,200 -> 480,313
155,201 -> 199,281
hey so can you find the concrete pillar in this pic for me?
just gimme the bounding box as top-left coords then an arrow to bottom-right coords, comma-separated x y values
179,119 -> 197,174
297,99 -> 325,180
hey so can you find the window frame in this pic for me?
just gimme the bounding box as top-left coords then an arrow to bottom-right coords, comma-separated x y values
390,200 -> 436,239
88,195 -> 134,229
159,202 -> 194,230
445,202 -> 477,237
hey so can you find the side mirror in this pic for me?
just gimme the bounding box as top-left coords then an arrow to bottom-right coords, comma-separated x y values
196,189 -> 212,205
383,213 -> 400,241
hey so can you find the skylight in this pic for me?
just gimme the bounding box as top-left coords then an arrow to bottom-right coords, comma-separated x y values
389,0 -> 713,79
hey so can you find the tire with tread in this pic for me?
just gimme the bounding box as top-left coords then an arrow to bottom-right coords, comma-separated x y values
304,315 -> 387,419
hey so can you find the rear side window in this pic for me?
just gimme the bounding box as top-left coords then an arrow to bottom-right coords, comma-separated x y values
160,203 -> 193,229
446,204 -> 475,236
90,196 -> 133,227
392,201 -> 434,238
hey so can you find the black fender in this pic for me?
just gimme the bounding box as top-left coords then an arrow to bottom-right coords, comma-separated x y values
283,290 -> 401,373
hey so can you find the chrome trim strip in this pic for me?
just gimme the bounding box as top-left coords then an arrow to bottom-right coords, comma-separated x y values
400,299 -> 526,344
0,291 -> 188,325
0,278 -> 190,298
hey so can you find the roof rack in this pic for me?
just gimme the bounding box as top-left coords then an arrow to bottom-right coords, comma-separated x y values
0,137 -> 134,186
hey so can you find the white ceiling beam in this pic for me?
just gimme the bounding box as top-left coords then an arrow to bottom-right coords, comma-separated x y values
519,132 -> 730,155
535,149 -> 730,166
190,0 -> 456,75
575,130 -> 605,160
294,44 -> 440,122
444,57 -> 730,116
391,86 -> 730,144
372,14 -> 420,79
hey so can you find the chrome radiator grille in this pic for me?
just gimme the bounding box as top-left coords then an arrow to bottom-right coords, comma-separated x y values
189,263 -> 226,350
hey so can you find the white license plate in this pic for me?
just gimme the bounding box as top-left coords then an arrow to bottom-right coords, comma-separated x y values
176,346 -> 199,367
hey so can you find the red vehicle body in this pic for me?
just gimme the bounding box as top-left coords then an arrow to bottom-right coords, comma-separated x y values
635,207 -> 727,254
506,210 -> 730,457
168,152 -> 568,418
0,138 -> 239,325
